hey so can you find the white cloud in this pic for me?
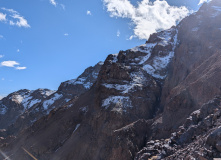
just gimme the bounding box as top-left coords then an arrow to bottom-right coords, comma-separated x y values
117,30 -> 120,37
0,55 -> 4,58
103,0 -> 189,40
50,0 -> 57,6
16,66 -> 27,70
1,61 -> 19,67
17,49 -> 20,52
1,61 -> 27,70
87,10 -> 92,15
10,14 -> 30,28
198,0 -> 211,5
64,33 -> 69,36
0,13 -> 6,21
0,8 -> 30,28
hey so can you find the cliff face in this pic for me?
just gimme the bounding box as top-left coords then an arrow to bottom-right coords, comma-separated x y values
158,0 -> 221,137
1,1 -> 221,160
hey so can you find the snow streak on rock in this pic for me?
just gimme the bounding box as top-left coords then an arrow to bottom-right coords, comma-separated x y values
102,96 -> 133,113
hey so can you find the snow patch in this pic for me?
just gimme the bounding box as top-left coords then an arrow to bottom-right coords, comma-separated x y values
13,94 -> 24,103
192,27 -> 199,32
45,90 -> 56,96
158,30 -> 173,46
43,93 -> 63,110
73,124 -> 80,133
102,71 -> 145,93
79,106 -> 88,113
102,96 -> 133,112
111,54 -> 118,63
66,77 -> 93,89
131,43 -> 156,54
0,104 -> 7,115
24,99 -> 41,109
142,29 -> 178,79
65,98 -> 71,102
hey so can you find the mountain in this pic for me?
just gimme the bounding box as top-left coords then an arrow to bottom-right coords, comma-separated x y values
0,62 -> 103,137
1,0 -> 221,159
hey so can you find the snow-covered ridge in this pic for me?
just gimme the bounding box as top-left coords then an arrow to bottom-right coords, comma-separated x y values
63,62 -> 103,89
0,89 -> 55,116
66,77 -> 93,89
130,28 -> 178,79
142,28 -> 178,79
130,43 -> 157,54
102,28 -> 178,96
11,89 -> 55,110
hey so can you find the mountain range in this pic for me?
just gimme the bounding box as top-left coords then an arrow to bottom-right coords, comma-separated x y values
1,0 -> 221,159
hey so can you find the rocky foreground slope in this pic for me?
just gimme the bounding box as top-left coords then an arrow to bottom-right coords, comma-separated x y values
1,0 -> 221,159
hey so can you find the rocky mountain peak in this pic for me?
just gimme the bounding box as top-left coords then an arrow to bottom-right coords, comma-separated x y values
58,61 -> 103,93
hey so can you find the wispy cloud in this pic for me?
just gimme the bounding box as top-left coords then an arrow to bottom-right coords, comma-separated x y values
17,49 -> 20,53
16,66 -> 27,70
87,10 -> 92,16
50,0 -> 57,6
0,35 -> 3,39
1,78 -> 4,81
0,55 -> 4,58
117,30 -> 120,37
64,33 -> 69,36
103,0 -> 189,40
0,13 -> 6,21
0,60 -> 27,70
0,8 -> 30,28
60,4 -> 65,10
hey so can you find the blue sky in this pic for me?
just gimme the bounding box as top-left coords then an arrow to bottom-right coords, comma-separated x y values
0,0 -> 207,98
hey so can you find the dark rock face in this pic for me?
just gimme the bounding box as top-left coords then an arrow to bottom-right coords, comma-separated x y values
157,0 -> 221,138
1,1 -> 221,160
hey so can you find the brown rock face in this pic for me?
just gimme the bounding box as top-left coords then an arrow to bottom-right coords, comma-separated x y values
158,0 -> 221,138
